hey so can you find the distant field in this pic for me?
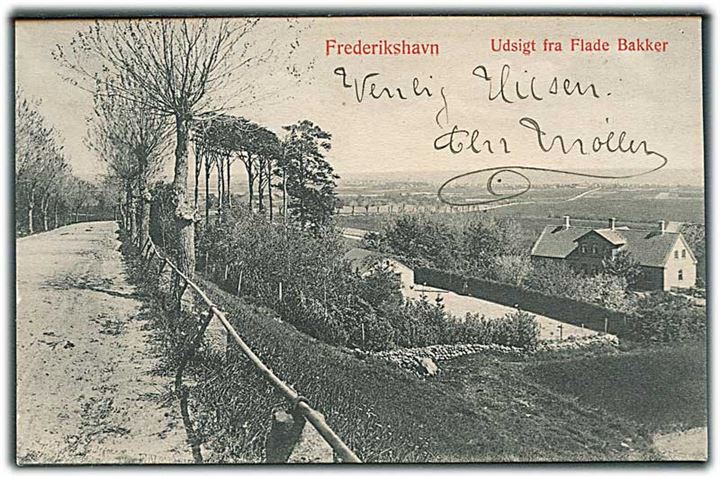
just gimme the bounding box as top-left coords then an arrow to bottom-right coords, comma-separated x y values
484,197 -> 705,225
339,187 -> 705,226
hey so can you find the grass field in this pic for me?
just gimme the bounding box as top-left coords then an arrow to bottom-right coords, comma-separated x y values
522,343 -> 707,434
435,342 -> 706,459
336,185 -> 705,232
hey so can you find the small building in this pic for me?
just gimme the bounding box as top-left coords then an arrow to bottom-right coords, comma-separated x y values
530,216 -> 697,291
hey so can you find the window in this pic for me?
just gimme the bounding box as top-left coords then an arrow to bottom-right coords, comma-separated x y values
682,249 -> 687,258
592,245 -> 598,254
580,245 -> 587,254
674,250 -> 679,259
678,269 -> 684,281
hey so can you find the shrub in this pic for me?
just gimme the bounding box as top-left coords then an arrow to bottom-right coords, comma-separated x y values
492,255 -> 532,286
450,310 -> 540,350
195,206 -> 539,352
628,293 -> 706,343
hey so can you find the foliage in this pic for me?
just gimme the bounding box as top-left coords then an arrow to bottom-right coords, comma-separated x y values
415,266 -> 631,337
628,293 -> 706,343
149,183 -> 182,257
57,18 -> 308,275
374,213 -> 636,312
492,255 -> 533,286
524,261 -> 634,312
376,214 -> 460,269
85,81 -> 169,247
196,207 -> 538,351
602,250 -> 642,288
276,120 -> 339,232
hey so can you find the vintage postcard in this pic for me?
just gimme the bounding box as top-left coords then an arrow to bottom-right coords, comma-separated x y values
14,15 -> 707,464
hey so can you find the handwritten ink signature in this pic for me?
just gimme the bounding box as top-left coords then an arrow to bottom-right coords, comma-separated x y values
436,116 -> 668,206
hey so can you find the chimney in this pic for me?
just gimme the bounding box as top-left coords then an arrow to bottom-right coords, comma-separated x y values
608,217 -> 616,230
658,220 -> 665,234
563,215 -> 570,230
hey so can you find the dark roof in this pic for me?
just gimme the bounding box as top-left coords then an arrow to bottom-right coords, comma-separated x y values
531,225 -> 689,267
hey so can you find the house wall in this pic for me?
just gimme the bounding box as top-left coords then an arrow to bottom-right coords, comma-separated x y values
663,237 -> 697,290
387,259 -> 415,290
635,266 -> 665,291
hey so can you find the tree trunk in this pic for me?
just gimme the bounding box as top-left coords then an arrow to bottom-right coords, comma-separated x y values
126,185 -> 136,241
282,166 -> 287,223
246,155 -> 254,212
173,113 -> 196,277
139,193 -> 151,251
258,160 -> 265,214
27,189 -> 35,235
226,154 -> 232,207
217,157 -> 224,213
194,147 -> 202,211
267,159 -> 273,221
41,195 -> 49,232
204,156 -> 211,225
54,201 -> 59,229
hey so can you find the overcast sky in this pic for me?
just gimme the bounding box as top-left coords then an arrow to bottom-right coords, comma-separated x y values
15,16 -> 703,186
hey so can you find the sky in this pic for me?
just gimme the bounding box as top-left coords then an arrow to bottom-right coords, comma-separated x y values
15,16 -> 704,186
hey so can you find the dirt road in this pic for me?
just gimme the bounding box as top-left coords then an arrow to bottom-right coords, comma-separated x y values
16,221 -> 193,464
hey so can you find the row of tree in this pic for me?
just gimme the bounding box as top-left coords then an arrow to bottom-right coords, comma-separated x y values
55,18 -> 337,275
192,115 -> 338,230
15,91 -> 106,236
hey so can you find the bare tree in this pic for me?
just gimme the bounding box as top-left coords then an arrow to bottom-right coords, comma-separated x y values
55,18 -> 290,275
15,90 -> 69,235
85,81 -> 169,248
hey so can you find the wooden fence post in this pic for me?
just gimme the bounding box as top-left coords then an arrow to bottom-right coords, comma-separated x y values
265,406 -> 334,463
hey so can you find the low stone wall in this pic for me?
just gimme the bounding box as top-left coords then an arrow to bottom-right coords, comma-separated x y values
359,343 -> 525,377
535,333 -> 619,353
362,334 -> 620,377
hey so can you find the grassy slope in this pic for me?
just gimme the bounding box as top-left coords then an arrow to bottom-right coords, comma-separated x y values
522,343 -> 707,434
192,278 -> 655,462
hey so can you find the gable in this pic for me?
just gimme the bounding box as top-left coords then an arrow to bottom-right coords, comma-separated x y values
663,234 -> 698,265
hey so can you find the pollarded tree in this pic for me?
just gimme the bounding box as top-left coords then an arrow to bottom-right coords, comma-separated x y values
15,90 -> 68,234
85,80 -> 169,248
55,18 -> 306,276
275,120 -> 339,231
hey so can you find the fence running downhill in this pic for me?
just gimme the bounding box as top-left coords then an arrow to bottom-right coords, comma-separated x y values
140,238 -> 362,464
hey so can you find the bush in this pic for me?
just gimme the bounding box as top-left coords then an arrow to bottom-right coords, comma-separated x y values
525,261 -> 635,313
195,206 -> 539,352
450,310 -> 540,350
628,293 -> 706,343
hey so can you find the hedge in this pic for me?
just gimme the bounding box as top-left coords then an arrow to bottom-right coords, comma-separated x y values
414,267 -> 631,336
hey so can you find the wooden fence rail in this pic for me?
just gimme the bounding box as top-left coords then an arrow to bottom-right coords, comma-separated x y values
141,239 -> 362,464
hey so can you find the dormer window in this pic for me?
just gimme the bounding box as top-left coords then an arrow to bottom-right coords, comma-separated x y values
682,249 -> 687,258
674,250 -> 679,259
